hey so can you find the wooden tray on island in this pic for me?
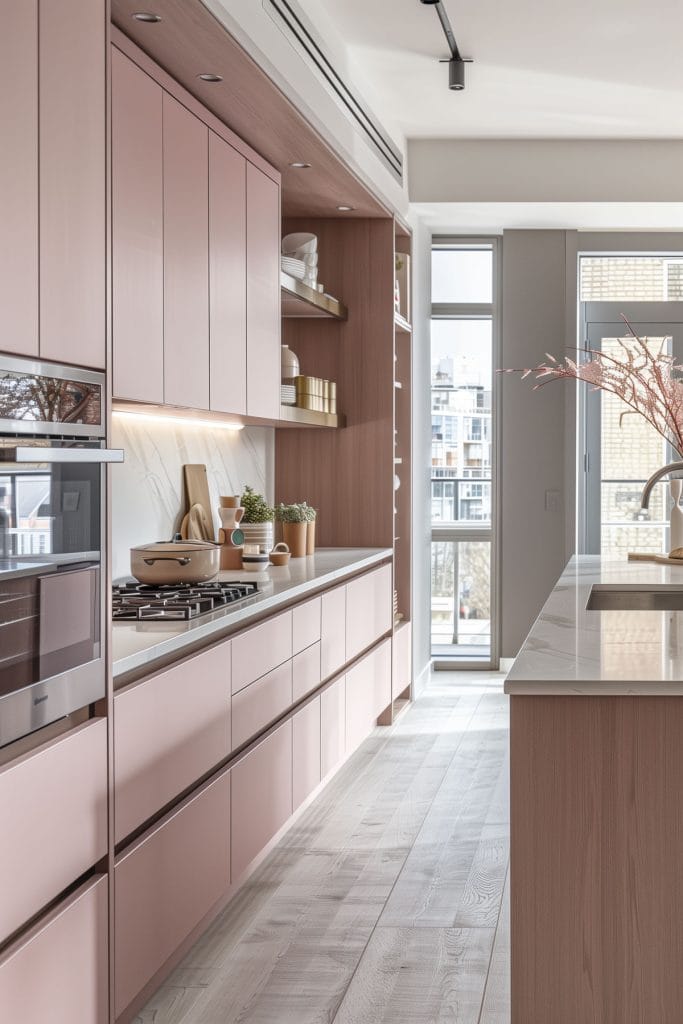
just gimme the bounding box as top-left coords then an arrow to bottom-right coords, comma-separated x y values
628,551 -> 683,565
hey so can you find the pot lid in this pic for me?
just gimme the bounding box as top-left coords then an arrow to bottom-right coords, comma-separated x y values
131,539 -> 217,554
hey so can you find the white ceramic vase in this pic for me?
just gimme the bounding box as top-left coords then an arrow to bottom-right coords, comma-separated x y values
281,345 -> 300,381
241,521 -> 274,553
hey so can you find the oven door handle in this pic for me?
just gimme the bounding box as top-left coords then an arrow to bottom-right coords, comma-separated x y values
6,447 -> 125,464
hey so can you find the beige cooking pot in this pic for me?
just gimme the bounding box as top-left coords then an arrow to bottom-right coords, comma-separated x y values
130,539 -> 220,585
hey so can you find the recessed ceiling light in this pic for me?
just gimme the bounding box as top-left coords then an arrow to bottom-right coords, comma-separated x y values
337,205 -> 354,212
290,162 -> 312,169
132,12 -> 161,22
197,73 -> 223,83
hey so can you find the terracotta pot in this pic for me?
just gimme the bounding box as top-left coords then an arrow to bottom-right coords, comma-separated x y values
306,519 -> 316,555
130,539 -> 220,585
282,521 -> 307,557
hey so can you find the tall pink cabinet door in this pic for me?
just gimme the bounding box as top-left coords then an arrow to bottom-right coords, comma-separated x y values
246,164 -> 280,419
209,132 -> 247,415
0,2 -> 38,357
0,876 -> 108,1024
112,49 -> 164,403
39,0 -> 105,369
163,93 -> 209,410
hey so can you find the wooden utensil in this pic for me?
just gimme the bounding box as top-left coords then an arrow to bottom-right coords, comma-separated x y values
187,503 -> 212,541
184,464 -> 215,541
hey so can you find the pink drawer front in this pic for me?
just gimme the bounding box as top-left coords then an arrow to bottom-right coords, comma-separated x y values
231,660 -> 293,751
392,621 -> 412,700
346,564 -> 392,662
232,610 -> 292,693
292,596 -> 321,654
293,698 -> 321,810
231,721 -> 292,881
115,770 -> 230,1018
0,718 -> 107,944
292,641 -> 322,702
345,640 -> 392,753
0,875 -> 108,1024
321,676 -> 346,778
114,640 -> 231,842
321,584 -> 346,680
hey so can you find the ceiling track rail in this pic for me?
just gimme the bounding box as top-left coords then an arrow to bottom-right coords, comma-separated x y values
265,0 -> 404,182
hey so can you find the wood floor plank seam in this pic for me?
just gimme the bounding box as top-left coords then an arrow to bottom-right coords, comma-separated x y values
476,860 -> 510,1024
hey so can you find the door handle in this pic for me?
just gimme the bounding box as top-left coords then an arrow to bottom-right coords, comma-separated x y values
3,447 -> 125,464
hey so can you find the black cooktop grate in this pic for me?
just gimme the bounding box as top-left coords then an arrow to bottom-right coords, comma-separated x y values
112,580 -> 259,621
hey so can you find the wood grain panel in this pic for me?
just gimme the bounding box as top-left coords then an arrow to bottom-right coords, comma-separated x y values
39,0 -> 105,368
0,1 -> 38,357
510,694 -> 683,1024
0,719 -> 107,944
111,47 -> 164,402
292,697 -> 321,809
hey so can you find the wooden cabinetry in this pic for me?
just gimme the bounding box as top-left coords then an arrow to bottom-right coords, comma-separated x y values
111,49 -> 164,403
246,163 -> 281,419
0,719 -> 107,944
293,698 -> 321,809
0,876 -> 108,1024
115,771 -> 230,1018
163,93 -> 210,409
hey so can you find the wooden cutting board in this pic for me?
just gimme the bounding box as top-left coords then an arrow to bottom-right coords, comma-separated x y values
628,552 -> 683,566
184,464 -> 214,541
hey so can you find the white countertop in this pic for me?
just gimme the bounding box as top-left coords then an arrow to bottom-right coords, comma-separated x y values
112,547 -> 392,681
505,555 -> 683,695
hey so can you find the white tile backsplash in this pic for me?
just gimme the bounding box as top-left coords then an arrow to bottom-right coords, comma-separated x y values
111,414 -> 273,581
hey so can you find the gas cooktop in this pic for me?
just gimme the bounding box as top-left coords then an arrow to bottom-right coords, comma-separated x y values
112,580 -> 259,622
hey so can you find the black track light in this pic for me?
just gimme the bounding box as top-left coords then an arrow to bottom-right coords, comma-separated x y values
419,0 -> 472,91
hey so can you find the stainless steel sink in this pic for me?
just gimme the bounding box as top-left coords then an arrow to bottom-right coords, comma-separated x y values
587,585 -> 683,611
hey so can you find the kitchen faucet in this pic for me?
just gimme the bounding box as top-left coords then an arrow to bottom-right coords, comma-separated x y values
638,460 -> 683,518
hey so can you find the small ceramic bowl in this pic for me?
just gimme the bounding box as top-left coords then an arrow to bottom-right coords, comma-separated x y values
269,542 -> 291,567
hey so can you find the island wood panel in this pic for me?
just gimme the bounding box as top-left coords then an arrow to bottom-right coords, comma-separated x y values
0,1 -> 38,357
510,694 -> 683,1024
39,0 -> 106,369
275,218 -> 395,549
111,48 -> 164,403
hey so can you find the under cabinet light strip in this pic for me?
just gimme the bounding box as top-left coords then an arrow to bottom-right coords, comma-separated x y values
113,410 -> 244,431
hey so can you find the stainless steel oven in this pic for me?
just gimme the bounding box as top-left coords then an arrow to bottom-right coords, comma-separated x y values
0,356 -> 122,747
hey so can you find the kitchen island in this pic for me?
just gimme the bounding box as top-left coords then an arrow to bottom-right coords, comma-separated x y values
506,555 -> 683,1024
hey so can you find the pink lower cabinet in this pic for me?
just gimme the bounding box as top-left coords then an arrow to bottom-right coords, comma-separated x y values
231,610 -> 292,694
293,596 -> 321,655
392,621 -> 412,700
292,698 -> 321,809
345,640 -> 392,753
0,875 -> 108,1024
346,563 -> 393,662
115,771 -> 231,1018
321,676 -> 346,778
292,641 -> 322,702
0,719 -> 107,944
321,584 -> 346,679
114,641 -> 231,843
231,660 -> 292,750
231,721 -> 292,881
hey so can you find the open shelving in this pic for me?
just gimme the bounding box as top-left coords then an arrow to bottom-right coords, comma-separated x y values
280,272 -> 348,320
278,405 -> 344,428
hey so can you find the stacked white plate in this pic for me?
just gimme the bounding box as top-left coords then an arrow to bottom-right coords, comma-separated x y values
280,384 -> 296,405
281,256 -> 305,280
282,233 -> 318,288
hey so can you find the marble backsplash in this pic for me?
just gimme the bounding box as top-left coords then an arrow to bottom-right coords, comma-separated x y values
111,413 -> 274,581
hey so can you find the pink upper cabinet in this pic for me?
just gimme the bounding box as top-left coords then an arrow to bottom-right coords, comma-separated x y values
163,93 -> 210,410
209,132 -> 247,415
246,164 -> 281,419
112,49 -> 164,403
39,0 -> 106,369
0,2 -> 38,357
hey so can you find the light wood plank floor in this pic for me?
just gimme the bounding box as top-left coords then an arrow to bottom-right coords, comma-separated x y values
135,672 -> 511,1024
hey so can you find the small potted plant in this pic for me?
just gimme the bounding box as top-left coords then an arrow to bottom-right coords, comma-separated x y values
240,486 -> 275,552
302,502 -> 317,555
274,502 -> 308,557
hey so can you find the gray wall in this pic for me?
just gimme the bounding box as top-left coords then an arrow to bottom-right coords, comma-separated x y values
500,230 -> 570,657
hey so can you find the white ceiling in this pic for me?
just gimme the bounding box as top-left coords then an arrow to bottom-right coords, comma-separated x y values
412,202 -> 683,233
298,0 -> 683,141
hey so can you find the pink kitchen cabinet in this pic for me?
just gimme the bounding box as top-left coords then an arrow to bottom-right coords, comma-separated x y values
231,721 -> 292,881
246,163 -> 280,419
321,676 -> 346,778
39,0 -> 106,368
115,771 -> 230,1019
0,876 -> 108,1024
0,719 -> 107,945
293,698 -> 321,810
292,641 -> 322,702
293,596 -> 322,654
392,621 -> 412,700
0,1 -> 38,357
345,640 -> 391,753
231,660 -> 293,751
321,584 -> 347,679
112,48 -> 164,403
346,563 -> 393,662
209,131 -> 247,415
114,641 -> 231,843
163,93 -> 210,409
231,610 -> 292,693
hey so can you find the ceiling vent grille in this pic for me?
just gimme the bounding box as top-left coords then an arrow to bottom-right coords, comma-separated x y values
264,0 -> 403,183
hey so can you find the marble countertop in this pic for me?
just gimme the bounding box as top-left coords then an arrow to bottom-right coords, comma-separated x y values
505,555 -> 683,695
112,547 -> 392,681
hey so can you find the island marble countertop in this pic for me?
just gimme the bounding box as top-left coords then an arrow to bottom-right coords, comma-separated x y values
112,547 -> 392,681
505,555 -> 683,695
